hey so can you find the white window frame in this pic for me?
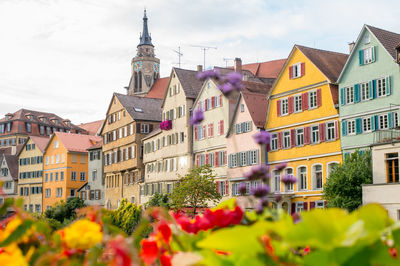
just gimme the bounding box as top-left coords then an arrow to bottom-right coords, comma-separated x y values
345,86 -> 354,104
293,63 -> 301,79
326,121 -> 335,141
294,94 -> 302,113
271,133 -> 278,151
377,77 -> 387,97
296,128 -> 304,146
312,164 -> 323,190
308,90 -> 317,109
284,168 -> 294,191
315,200 -> 325,209
363,47 -> 373,64
311,125 -> 319,144
296,202 -> 304,213
347,120 -> 356,135
272,170 -> 280,192
360,82 -> 369,101
281,98 -> 289,116
327,161 -> 339,179
362,117 -> 371,132
297,166 -> 307,191
283,131 -> 291,149
379,114 -> 389,130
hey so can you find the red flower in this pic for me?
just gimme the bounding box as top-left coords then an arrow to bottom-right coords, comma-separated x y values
107,235 -> 132,266
160,253 -> 172,266
158,222 -> 172,244
304,246 -> 311,255
140,239 -> 159,265
389,247 -> 398,259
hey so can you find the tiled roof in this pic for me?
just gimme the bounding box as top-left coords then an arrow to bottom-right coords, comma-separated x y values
87,140 -> 103,150
174,68 -> 204,99
54,132 -> 102,153
79,120 -> 104,136
146,77 -> 169,99
114,93 -> 162,122
296,45 -> 348,83
30,136 -> 50,153
142,127 -> 162,141
366,25 -> 400,59
241,59 -> 286,78
242,91 -> 268,128
3,154 -> 18,180
242,80 -> 272,94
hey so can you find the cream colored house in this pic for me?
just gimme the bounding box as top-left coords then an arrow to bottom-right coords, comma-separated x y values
141,68 -> 203,203
17,136 -> 49,213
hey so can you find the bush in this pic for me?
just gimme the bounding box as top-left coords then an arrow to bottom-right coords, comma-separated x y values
145,193 -> 170,209
44,197 -> 86,224
109,199 -> 142,235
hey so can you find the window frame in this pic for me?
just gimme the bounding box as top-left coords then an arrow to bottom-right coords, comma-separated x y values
280,98 -> 289,116
297,166 -> 307,191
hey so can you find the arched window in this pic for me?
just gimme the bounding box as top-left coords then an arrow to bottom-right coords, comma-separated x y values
281,202 -> 289,213
297,166 -> 307,191
327,162 -> 339,178
284,168 -> 294,191
312,164 -> 323,190
134,72 -> 138,91
138,71 -> 142,91
272,170 -> 280,192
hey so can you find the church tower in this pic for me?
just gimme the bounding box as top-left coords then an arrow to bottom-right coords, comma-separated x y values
128,10 -> 160,96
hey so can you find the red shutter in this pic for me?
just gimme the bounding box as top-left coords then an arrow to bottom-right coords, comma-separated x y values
319,123 -> 325,142
324,201 -> 327,208
220,95 -> 223,107
291,203 -> 296,214
216,181 -> 220,193
224,152 -> 227,165
310,201 -> 315,209
225,181 -> 229,196
288,96 -> 294,114
302,92 -> 309,110
304,126 -> 310,145
301,62 -> 305,76
194,127 -> 198,140
203,125 -> 207,138
206,153 -> 209,165
215,152 -> 219,167
277,132 -> 283,149
196,155 -> 199,167
303,202 -> 308,211
220,120 -> 224,135
277,100 -> 281,117
335,121 -> 339,140
289,65 -> 293,79
290,129 -> 296,147
317,88 -> 322,107
211,97 -> 215,108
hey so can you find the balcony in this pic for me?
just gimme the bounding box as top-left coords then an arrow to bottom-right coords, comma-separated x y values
373,129 -> 400,145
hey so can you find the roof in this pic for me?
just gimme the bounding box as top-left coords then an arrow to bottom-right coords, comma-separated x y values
29,136 -> 50,153
142,127 -> 162,141
231,59 -> 287,78
138,10 -> 153,47
79,120 -> 104,136
242,80 -> 272,94
173,68 -> 204,99
366,25 -> 400,59
2,154 -> 18,180
51,132 -> 102,153
242,91 -> 269,128
87,140 -> 103,150
146,77 -> 169,99
296,45 -> 348,83
114,93 -> 162,121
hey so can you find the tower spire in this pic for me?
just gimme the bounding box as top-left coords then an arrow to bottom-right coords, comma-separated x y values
138,9 -> 153,47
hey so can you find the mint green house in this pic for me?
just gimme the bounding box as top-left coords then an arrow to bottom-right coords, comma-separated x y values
338,25 -> 400,155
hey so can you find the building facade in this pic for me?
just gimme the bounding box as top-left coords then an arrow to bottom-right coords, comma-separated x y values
17,136 -> 49,213
266,45 -> 347,213
338,25 -> 400,155
0,154 -> 18,205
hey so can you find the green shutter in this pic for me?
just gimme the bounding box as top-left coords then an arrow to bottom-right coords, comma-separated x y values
386,76 -> 391,96
368,81 -> 373,99
372,80 -> 377,99
340,88 -> 345,105
389,112 -> 394,129
374,115 -> 379,131
354,84 -> 360,103
359,50 -> 364,66
355,118 -> 362,134
371,46 -> 376,62
371,116 -> 376,131
341,121 -> 347,136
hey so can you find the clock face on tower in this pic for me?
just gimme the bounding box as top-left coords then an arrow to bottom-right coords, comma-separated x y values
153,62 -> 160,73
133,61 -> 142,71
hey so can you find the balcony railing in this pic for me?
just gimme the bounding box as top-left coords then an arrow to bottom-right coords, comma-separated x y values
373,129 -> 400,144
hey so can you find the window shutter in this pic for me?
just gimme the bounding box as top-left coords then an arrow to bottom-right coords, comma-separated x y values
371,46 -> 376,62
225,181 -> 229,196
220,95 -> 223,107
335,121 -> 339,140
356,118 -> 362,134
302,92 -> 309,110
216,181 -> 220,193
196,155 -> 199,167
136,123 -> 141,133
319,123 -> 325,142
386,76 -> 391,96
290,129 -> 296,147
288,96 -> 294,114
228,154 -> 232,168
359,50 -> 364,66
289,65 -> 293,79
317,88 -> 322,107
372,80 -> 377,99
310,201 -> 316,209
220,120 -> 224,135
211,96 -> 215,108
340,88 -> 345,105
354,84 -> 360,103
368,81 -> 373,99
277,100 -> 281,116
215,152 -> 219,167
203,125 -> 207,138
291,203 -> 296,214
301,62 -> 305,76
304,126 -> 310,145
149,124 -> 153,132
206,153 -> 209,165
224,152 -> 227,166
374,115 -> 379,130
194,127 -> 198,140
342,121 -> 347,136
277,132 -> 283,149
389,112 -> 394,129
303,202 -> 308,211
371,116 -> 376,131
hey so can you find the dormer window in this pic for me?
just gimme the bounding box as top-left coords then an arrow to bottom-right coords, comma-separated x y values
289,63 -> 305,79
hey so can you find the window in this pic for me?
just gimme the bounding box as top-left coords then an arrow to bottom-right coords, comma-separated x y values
26,123 -> 31,133
281,98 -> 289,115
249,150 -> 258,165
311,125 -> 319,144
92,170 -> 97,181
283,131 -> 290,149
55,172 -> 58,181
308,91 -> 317,109
298,166 -> 307,190
218,181 -> 226,196
386,153 -> 399,183
377,78 -> 387,97
363,33 -> 370,44
294,95 -> 302,112
327,162 -> 338,178
285,168 -> 294,191
272,170 -> 280,192
45,173 -> 48,182
360,82 -> 369,101
313,165 -> 323,190
240,104 -> 245,112
80,172 -> 86,181
56,188 -> 62,197
71,171 -> 77,181
296,202 -> 304,213
379,114 -> 389,130
293,63 -> 301,78
296,128 -> 304,146
345,86 -> 354,104
326,122 -> 335,141
141,124 -> 150,133
45,189 -> 51,198
271,133 -> 278,151
50,173 -> 53,182
70,189 -> 76,197
363,47 -> 373,64
362,117 -> 371,132
60,171 -> 64,181
347,120 -> 355,135
239,152 -> 248,166
315,201 -> 325,209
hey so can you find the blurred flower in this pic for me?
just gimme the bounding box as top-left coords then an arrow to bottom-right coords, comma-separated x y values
157,222 -> 172,244
292,212 -> 301,224
261,235 -> 274,256
0,244 -> 28,266
304,246 -> 311,255
244,164 -> 269,181
190,109 -> 204,125
251,185 -> 269,198
217,83 -> 235,95
282,174 -> 297,185
253,131 -> 271,145
255,203 -> 264,215
62,219 -> 103,250
274,162 -> 288,171
274,193 -> 283,203
140,239 -> 159,265
105,235 -> 132,266
0,216 -> 33,244
260,197 -> 269,207
224,72 -> 243,86
197,69 -> 221,81
160,253 -> 172,266
389,247 -> 398,259
238,183 -> 247,195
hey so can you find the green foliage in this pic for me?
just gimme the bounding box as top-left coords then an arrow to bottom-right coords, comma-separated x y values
324,150 -> 372,211
145,193 -> 170,209
170,165 -> 222,215
44,197 -> 86,224
109,198 -> 142,235
0,219 -> 34,247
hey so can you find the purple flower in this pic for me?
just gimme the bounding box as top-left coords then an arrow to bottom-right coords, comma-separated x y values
260,197 -> 269,207
274,193 -> 283,203
282,174 -> 297,185
238,183 -> 247,195
244,164 -> 269,181
217,83 -> 235,95
253,131 -> 271,145
197,69 -> 221,81
224,72 -> 242,85
255,203 -> 264,215
274,162 -> 288,172
190,109 -> 204,125
292,212 -> 301,224
251,184 -> 269,198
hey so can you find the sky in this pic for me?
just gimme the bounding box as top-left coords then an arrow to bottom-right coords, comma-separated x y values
0,0 -> 399,125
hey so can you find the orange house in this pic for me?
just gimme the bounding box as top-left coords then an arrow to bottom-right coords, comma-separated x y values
42,132 -> 102,211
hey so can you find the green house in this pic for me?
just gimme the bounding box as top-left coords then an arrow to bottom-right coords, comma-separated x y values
337,25 -> 400,155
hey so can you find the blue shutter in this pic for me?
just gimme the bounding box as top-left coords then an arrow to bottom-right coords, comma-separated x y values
341,121 -> 347,136
389,112 -> 394,129
340,88 -> 345,105
371,46 -> 376,62
355,118 -> 362,134
354,84 -> 360,103
372,80 -> 377,99
386,76 -> 391,96
374,115 -> 379,131
368,81 -> 373,99
359,50 -> 364,66
371,116 -> 375,131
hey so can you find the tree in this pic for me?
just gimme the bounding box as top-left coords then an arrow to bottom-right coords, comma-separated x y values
45,197 -> 86,224
110,198 -> 142,235
145,193 -> 170,209
170,165 -> 222,215
323,150 -> 372,212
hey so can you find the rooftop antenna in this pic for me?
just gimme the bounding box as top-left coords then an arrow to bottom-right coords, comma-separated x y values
223,58 -> 234,67
172,46 -> 183,68
191,45 -> 217,69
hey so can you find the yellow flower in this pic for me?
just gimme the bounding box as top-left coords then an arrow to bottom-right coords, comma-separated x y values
0,217 -> 33,244
62,219 -> 103,250
0,244 -> 28,266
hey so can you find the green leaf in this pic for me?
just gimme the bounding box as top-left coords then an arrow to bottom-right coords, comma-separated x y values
0,219 -> 34,247
0,198 -> 13,216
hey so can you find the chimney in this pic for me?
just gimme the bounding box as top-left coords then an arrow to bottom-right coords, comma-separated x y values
197,65 -> 203,72
348,42 -> 355,53
234,57 -> 242,73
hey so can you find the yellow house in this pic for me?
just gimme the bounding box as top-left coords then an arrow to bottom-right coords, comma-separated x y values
42,132 -> 101,211
265,45 -> 348,214
17,136 -> 49,213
